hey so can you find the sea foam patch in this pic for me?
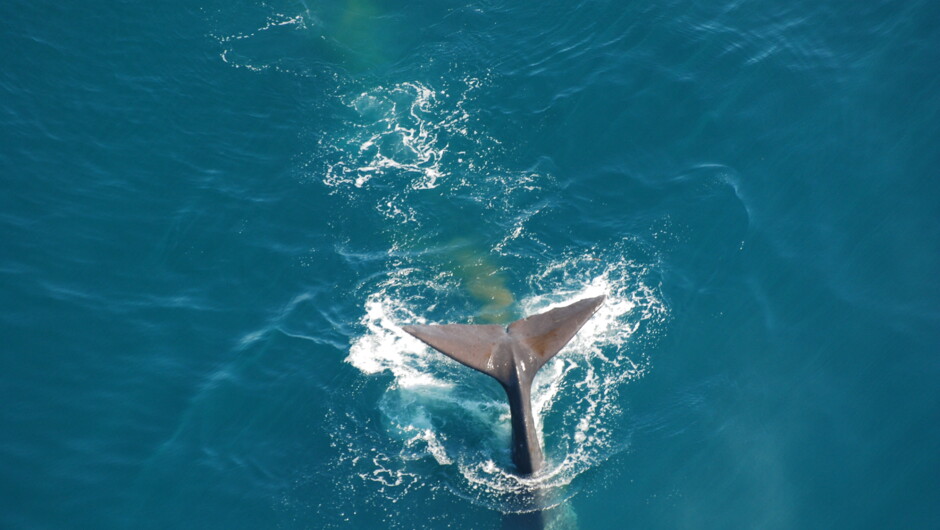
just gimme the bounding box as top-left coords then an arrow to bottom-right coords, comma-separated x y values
321,80 -> 492,194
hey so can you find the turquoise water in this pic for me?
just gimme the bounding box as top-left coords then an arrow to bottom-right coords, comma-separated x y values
2,0 -> 939,528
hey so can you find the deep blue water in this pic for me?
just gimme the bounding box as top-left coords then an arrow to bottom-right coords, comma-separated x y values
2,1 -> 939,528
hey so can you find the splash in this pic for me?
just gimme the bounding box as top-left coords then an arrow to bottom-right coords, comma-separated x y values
343,244 -> 667,512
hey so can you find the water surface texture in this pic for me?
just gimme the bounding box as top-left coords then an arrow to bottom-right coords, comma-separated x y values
2,1 -> 939,528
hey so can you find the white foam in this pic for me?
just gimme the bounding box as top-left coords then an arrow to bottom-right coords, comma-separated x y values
347,295 -> 451,390
322,81 -> 488,194
211,12 -> 310,74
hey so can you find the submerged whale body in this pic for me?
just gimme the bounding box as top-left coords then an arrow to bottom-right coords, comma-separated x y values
402,295 -> 605,475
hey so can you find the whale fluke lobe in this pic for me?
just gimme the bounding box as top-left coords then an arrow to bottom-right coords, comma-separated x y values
402,295 -> 605,475
508,296 -> 607,370
401,323 -> 508,383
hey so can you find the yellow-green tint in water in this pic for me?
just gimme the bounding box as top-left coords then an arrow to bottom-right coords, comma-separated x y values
448,239 -> 515,324
334,0 -> 388,68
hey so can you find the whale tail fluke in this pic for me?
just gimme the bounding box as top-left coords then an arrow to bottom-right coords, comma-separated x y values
400,322 -> 507,380
402,294 -> 606,477
402,295 -> 605,386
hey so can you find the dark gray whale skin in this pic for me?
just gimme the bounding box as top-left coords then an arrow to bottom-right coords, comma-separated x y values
402,295 -> 606,476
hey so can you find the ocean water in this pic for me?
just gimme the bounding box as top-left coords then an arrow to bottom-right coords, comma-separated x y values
2,0 -> 939,528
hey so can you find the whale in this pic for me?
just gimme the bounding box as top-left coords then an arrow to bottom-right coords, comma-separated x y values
401,295 -> 606,476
